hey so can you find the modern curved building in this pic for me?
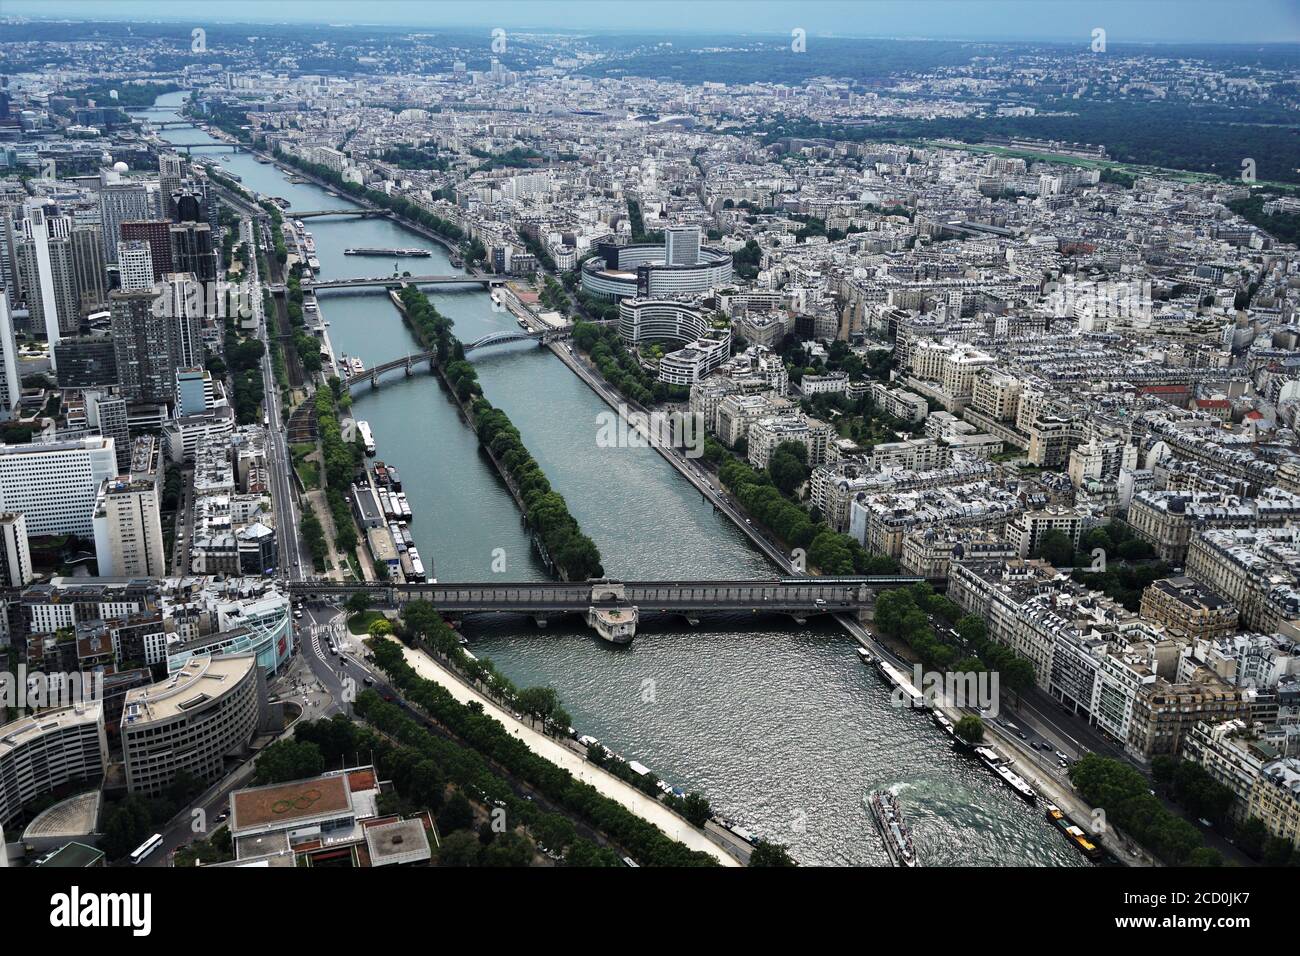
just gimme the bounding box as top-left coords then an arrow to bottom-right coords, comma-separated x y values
0,703 -> 107,830
618,298 -> 733,385
121,653 -> 265,796
581,232 -> 732,301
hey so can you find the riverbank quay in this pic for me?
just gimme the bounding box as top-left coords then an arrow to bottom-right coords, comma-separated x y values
836,613 -> 1153,867
385,636 -> 743,866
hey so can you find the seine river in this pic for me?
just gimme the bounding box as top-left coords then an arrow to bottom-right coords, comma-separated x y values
141,91 -> 1082,866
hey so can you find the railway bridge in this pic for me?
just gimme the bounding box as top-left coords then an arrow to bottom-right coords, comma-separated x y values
288,576 -> 932,642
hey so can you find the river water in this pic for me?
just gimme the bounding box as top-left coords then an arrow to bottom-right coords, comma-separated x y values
139,91 -> 1082,866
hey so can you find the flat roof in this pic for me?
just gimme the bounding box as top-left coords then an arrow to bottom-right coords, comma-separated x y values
31,841 -> 105,868
0,703 -> 102,761
122,653 -> 255,726
231,772 -> 352,833
364,818 -> 431,867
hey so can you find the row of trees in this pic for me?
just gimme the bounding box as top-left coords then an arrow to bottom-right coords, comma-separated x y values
400,601 -> 574,733
1150,756 -> 1298,866
397,286 -> 604,582
366,639 -> 718,866
288,712 -> 623,866
314,385 -> 361,553
570,321 -> 689,406
874,583 -> 1037,697
471,399 -> 605,581
1069,753 -> 1222,866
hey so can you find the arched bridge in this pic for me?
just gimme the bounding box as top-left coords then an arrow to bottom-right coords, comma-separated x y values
289,576 -> 931,640
342,330 -> 569,390
464,328 -> 569,352
311,275 -> 503,290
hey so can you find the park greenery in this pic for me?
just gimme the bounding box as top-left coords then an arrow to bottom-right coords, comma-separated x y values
214,318 -> 265,425
286,712 -> 623,867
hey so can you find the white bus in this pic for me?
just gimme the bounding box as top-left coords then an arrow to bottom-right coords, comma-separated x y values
130,833 -> 164,865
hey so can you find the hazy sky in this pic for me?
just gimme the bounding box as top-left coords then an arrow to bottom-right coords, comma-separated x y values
7,0 -> 1300,44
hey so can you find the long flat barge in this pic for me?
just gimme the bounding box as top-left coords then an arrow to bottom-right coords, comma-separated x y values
344,247 -> 431,257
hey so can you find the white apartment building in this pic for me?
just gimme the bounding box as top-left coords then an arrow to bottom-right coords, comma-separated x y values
0,437 -> 118,537
0,703 -> 107,830
0,512 -> 32,588
92,477 -> 166,578
116,239 -> 155,292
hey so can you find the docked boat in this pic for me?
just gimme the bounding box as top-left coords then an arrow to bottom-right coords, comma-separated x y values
387,466 -> 402,491
1046,804 -> 1103,861
992,763 -> 1038,804
308,256 -> 321,272
356,420 -> 376,456
343,247 -> 431,257
397,491 -> 412,519
869,790 -> 918,867
874,657 -> 927,710
856,646 -> 875,665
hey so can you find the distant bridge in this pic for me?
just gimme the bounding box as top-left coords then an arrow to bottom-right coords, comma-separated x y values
294,209 -> 391,219
343,330 -> 570,389
311,275 -> 503,290
171,142 -> 243,153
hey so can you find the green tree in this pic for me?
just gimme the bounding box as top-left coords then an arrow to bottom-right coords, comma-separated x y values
436,829 -> 481,866
748,841 -> 797,866
253,739 -> 324,785
1035,529 -> 1076,569
955,715 -> 985,744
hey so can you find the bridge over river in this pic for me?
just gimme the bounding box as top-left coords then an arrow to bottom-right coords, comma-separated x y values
310,274 -> 504,290
342,329 -> 571,389
288,576 -> 933,642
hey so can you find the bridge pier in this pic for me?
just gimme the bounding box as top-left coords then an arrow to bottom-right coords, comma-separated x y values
532,615 -> 549,629
371,370 -> 379,389
587,605 -> 637,644
404,356 -> 413,377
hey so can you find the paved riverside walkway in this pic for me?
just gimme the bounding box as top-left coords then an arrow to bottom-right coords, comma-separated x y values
391,639 -> 741,866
